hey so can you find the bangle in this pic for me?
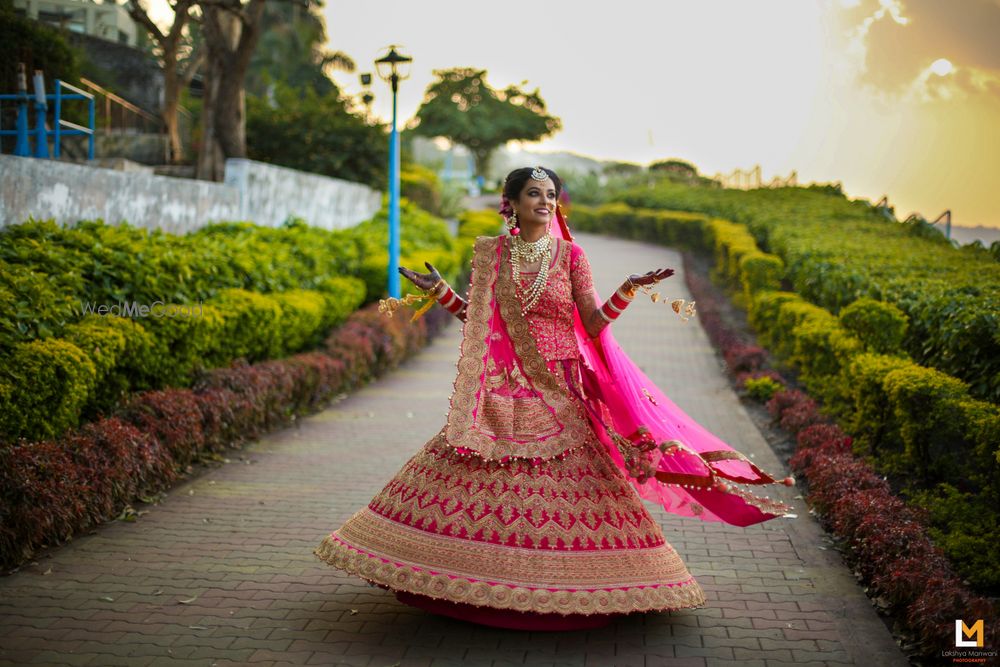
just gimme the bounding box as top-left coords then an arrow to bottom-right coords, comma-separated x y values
435,284 -> 466,315
428,279 -> 447,298
599,287 -> 633,323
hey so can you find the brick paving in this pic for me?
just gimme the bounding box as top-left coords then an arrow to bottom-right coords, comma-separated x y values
0,232 -> 909,666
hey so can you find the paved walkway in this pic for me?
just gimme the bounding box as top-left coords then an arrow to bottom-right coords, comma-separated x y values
0,233 -> 908,667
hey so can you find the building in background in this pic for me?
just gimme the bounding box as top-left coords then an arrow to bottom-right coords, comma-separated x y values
13,0 -> 138,47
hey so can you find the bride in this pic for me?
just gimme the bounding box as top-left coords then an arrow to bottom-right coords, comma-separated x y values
314,165 -> 793,630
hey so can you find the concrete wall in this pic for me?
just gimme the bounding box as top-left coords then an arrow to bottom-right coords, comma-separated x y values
0,154 -> 383,234
223,159 -> 382,231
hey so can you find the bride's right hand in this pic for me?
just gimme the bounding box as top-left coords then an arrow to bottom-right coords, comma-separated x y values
398,261 -> 443,292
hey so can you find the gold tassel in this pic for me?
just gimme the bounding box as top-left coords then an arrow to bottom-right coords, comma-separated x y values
377,291 -> 436,321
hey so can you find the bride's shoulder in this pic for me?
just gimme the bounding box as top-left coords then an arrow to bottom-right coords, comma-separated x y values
563,238 -> 586,258
473,235 -> 505,250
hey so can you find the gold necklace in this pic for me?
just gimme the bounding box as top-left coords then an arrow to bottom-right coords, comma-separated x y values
510,234 -> 552,316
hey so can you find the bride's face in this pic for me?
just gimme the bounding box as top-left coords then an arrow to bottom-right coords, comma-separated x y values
514,177 -> 558,228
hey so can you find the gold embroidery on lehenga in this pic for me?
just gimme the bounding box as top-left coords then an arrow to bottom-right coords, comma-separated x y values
313,509 -> 707,616
366,431 -> 665,550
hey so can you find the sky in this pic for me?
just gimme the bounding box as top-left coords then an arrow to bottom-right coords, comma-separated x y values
316,0 -> 1000,230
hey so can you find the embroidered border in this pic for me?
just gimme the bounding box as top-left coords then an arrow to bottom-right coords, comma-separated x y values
314,514 -> 706,616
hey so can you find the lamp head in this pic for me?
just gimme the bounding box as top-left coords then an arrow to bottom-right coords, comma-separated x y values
375,46 -> 412,83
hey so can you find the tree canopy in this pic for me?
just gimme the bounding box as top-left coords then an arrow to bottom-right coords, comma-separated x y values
246,82 -> 387,188
410,68 -> 561,179
245,0 -> 354,99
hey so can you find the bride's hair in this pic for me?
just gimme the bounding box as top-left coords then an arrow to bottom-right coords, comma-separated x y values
502,167 -> 563,203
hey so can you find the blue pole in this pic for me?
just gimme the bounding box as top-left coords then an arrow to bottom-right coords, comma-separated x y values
53,79 -> 61,158
14,92 -> 30,156
14,64 -> 30,156
32,72 -> 49,159
87,95 -> 95,160
387,76 -> 401,299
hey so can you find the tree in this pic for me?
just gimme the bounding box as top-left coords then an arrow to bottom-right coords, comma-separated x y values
411,68 -> 561,179
246,82 -> 387,188
194,0 -> 267,181
126,0 -> 204,164
245,0 -> 354,98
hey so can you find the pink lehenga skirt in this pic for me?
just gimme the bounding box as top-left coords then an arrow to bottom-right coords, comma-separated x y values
313,359 -> 706,629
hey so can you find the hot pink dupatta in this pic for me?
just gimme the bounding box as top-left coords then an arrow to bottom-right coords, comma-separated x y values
551,207 -> 795,526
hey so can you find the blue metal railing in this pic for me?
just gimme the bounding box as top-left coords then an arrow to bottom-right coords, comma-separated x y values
1,72 -> 95,160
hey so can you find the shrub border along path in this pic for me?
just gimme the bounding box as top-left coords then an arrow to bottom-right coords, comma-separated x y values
0,302 -> 451,572
0,231 -> 908,666
682,250 -> 999,663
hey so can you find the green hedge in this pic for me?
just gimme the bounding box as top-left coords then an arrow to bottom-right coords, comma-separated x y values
569,203 -> 712,253
0,199 -> 462,443
572,200 -> 1000,592
617,181 -> 1000,403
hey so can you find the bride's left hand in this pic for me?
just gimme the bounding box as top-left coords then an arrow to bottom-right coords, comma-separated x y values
627,268 -> 675,287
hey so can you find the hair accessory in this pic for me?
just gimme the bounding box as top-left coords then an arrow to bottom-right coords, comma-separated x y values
498,195 -> 513,218
530,166 -> 547,181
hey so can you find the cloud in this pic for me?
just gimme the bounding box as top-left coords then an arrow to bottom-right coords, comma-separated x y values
837,0 -> 1000,100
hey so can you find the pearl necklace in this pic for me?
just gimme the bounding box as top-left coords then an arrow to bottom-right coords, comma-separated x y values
510,234 -> 552,316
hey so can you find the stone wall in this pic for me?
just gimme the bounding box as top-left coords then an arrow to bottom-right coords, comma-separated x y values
0,155 -> 382,234
224,159 -> 383,231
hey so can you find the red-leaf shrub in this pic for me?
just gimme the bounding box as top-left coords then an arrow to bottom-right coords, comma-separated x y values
796,423 -> 851,451
0,301 -> 452,570
765,389 -> 810,419
724,344 -> 767,374
778,398 -> 824,434
0,418 -> 170,566
118,389 -> 205,470
690,240 -> 1000,661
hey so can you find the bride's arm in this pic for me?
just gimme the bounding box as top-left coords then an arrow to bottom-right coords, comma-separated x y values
569,242 -> 615,338
569,242 -> 673,338
399,262 -> 468,322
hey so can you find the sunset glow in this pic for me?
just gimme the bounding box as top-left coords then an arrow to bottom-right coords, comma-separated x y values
123,0 -> 998,230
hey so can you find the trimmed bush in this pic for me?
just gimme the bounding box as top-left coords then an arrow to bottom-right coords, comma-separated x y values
0,300 -> 452,570
744,376 -> 783,402
839,297 -> 909,354
0,339 -> 96,441
0,200 -> 458,443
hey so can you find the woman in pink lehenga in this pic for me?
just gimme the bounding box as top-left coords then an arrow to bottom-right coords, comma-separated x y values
314,166 -> 794,630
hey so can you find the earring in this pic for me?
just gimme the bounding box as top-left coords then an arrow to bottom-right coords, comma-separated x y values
507,211 -> 520,236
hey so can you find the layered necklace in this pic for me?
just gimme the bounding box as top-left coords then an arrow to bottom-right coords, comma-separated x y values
509,233 -> 552,316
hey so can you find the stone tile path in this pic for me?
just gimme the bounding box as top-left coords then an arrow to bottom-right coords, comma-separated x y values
0,232 -> 908,666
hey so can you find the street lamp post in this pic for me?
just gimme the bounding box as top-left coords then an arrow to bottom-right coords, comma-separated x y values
375,46 -> 412,299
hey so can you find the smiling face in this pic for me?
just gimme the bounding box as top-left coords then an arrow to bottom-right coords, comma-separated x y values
512,177 -> 558,229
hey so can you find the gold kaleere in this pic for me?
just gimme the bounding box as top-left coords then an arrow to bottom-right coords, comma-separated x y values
378,290 -> 436,322
626,276 -> 698,322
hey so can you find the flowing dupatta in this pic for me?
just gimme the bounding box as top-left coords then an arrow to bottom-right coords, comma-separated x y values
552,208 -> 795,527
442,211 -> 794,527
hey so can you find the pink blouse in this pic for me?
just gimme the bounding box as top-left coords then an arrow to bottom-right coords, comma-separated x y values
517,239 -> 596,361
